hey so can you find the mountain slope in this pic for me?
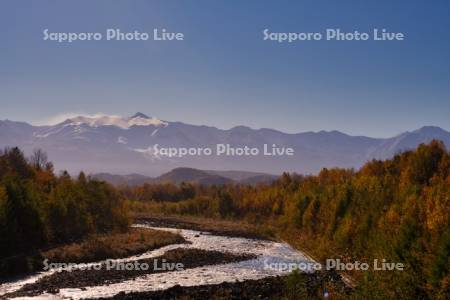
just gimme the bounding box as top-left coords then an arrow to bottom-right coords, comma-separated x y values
92,173 -> 154,186
156,168 -> 234,185
205,170 -> 278,181
0,113 -> 449,176
92,168 -> 278,186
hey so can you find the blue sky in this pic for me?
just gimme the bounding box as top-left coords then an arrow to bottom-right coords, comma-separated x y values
0,0 -> 449,137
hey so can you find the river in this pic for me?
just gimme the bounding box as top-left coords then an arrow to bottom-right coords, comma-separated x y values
0,224 -> 317,299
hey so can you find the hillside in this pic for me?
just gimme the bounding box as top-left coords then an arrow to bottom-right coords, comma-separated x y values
1,114 -> 449,176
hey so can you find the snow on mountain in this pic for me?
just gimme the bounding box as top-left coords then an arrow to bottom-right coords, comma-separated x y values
65,113 -> 168,129
0,114 -> 449,176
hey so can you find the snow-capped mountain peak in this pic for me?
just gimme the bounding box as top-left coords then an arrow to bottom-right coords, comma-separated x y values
65,113 -> 168,129
130,112 -> 150,119
1,115 -> 448,176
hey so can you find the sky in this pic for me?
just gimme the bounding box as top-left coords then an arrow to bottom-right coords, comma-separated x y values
0,0 -> 449,138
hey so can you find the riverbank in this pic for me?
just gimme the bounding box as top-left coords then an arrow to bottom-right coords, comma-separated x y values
101,276 -> 286,300
1,219 -> 351,299
42,228 -> 186,263
94,269 -> 350,300
6,248 -> 255,298
134,213 -> 275,240
0,228 -> 185,284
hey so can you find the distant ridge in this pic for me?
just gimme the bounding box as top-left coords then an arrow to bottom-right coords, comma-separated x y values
92,168 -> 279,186
157,168 -> 233,185
1,113 -> 449,176
92,173 -> 152,186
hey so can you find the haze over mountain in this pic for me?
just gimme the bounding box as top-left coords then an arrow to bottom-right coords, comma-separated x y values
93,168 -> 278,186
1,113 -> 449,176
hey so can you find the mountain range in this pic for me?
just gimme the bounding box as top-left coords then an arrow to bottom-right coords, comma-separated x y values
92,168 -> 278,186
1,112 -> 449,176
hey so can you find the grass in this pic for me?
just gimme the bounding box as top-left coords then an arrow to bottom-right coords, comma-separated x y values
134,212 -> 277,240
42,228 -> 186,263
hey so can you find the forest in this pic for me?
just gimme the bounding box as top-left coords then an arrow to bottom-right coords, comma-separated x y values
126,140 -> 449,299
0,147 -> 129,276
0,141 -> 448,299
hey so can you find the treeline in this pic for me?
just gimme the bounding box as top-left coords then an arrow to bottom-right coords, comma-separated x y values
126,141 -> 449,299
0,148 -> 129,274
121,182 -> 197,202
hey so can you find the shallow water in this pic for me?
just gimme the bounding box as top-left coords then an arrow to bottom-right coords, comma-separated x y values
0,224 -> 316,299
